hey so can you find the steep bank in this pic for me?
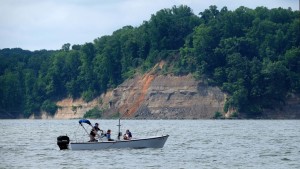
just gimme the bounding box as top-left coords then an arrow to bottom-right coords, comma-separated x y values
31,98 -> 99,119
52,64 -> 300,119
93,62 -> 227,119
52,73 -> 300,119
101,73 -> 226,119
52,74 -> 226,119
52,62 -> 227,119
55,98 -> 99,119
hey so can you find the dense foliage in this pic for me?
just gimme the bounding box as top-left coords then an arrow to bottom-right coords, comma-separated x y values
0,5 -> 299,118
176,6 -> 300,117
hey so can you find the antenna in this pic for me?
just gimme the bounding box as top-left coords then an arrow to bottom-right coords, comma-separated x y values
117,109 -> 129,140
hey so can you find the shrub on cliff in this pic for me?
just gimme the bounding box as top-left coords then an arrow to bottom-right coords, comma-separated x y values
213,111 -> 223,119
83,107 -> 102,119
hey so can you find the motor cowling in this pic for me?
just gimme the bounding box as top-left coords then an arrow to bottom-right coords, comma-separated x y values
57,135 -> 70,150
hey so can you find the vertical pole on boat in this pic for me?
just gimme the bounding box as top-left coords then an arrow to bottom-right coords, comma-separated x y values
117,118 -> 121,140
117,109 -> 128,140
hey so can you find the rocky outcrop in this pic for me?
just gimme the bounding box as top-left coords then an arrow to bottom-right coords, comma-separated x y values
54,98 -> 99,119
137,75 -> 225,119
53,62 -> 227,119
99,71 -> 226,119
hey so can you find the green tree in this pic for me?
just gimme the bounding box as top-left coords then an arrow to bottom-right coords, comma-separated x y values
62,43 -> 71,51
0,71 -> 23,115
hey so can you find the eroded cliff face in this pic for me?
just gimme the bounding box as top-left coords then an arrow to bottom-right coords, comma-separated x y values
146,76 -> 225,119
51,98 -> 98,119
52,64 -> 226,119
99,72 -> 226,119
52,63 -> 300,119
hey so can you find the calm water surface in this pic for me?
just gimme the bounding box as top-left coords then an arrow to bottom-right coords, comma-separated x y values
0,120 -> 299,169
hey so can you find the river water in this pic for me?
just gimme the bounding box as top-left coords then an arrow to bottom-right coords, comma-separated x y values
0,120 -> 299,169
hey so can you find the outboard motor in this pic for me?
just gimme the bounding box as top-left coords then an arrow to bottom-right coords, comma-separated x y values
57,135 -> 70,150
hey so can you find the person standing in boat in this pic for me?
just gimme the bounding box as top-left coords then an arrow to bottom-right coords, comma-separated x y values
106,129 -> 114,141
123,129 -> 132,140
89,123 -> 103,142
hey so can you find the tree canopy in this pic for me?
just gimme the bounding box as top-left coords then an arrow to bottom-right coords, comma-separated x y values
0,5 -> 299,118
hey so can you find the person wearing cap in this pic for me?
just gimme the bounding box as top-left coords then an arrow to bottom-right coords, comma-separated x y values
89,123 -> 103,142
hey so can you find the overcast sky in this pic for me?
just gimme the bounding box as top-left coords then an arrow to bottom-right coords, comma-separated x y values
0,0 -> 298,51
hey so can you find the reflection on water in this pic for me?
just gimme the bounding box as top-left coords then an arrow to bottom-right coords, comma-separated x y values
0,120 -> 300,169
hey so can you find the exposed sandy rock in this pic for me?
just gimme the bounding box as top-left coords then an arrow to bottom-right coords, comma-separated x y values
54,98 -> 99,119
99,73 -> 226,119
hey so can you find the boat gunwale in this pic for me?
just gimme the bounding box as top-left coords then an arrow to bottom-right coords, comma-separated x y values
70,134 -> 169,144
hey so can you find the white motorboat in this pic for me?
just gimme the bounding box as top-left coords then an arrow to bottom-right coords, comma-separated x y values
69,135 -> 169,150
57,118 -> 169,150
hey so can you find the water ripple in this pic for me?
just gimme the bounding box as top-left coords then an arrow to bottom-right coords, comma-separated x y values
0,120 -> 300,169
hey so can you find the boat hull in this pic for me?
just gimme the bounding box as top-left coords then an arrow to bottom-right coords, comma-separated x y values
70,135 -> 169,150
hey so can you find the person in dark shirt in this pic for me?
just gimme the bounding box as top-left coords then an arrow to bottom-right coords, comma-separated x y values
123,129 -> 132,140
89,123 -> 103,142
